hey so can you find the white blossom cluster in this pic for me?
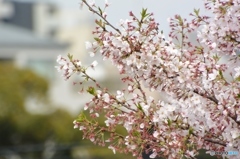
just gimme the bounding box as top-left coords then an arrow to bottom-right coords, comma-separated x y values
57,0 -> 240,159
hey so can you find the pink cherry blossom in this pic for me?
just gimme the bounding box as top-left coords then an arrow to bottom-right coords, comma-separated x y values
56,0 -> 240,159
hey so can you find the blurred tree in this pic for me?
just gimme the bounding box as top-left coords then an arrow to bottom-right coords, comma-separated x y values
0,62 -> 82,157
0,62 -> 47,118
0,62 -> 135,159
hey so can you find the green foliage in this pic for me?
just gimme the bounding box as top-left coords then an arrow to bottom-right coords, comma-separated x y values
193,8 -> 200,16
0,62 -> 81,146
87,86 -> 97,96
0,62 -> 48,117
140,8 -> 150,22
237,94 -> 240,99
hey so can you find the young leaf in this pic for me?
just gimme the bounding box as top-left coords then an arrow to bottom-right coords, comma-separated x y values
77,112 -> 86,122
193,8 -> 200,16
140,8 -> 150,22
87,86 -> 97,96
67,53 -> 73,60
136,103 -> 143,111
219,70 -> 224,80
167,118 -> 172,126
98,7 -> 103,15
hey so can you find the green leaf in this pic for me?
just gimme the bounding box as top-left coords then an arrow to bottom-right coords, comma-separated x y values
98,7 -> 103,15
236,76 -> 240,81
67,53 -> 73,60
177,15 -> 183,26
96,19 -> 103,27
140,8 -> 150,22
95,19 -> 106,31
188,127 -> 194,135
136,103 -> 143,111
132,130 -> 140,137
193,8 -> 200,16
87,86 -> 96,96
219,70 -> 224,80
167,118 -> 172,126
94,37 -> 103,46
237,94 -> 240,99
213,54 -> 220,61
141,8 -> 147,17
77,112 -> 86,122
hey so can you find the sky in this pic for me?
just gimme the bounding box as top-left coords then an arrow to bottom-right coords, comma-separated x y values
53,0 -> 209,34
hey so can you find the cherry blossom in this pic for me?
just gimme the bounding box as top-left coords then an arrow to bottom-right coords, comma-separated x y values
56,0 -> 240,159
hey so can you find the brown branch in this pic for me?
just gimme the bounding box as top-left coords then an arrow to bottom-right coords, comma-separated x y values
134,76 -> 147,104
202,137 -> 227,147
179,125 -> 227,147
193,89 -> 218,105
111,96 -> 137,112
193,89 -> 240,125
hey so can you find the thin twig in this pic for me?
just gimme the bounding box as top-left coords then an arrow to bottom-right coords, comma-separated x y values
82,0 -> 121,34
193,89 -> 218,105
134,76 -> 147,104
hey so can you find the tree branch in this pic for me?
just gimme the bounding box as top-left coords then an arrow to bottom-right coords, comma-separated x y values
193,89 -> 218,105
82,0 -> 121,34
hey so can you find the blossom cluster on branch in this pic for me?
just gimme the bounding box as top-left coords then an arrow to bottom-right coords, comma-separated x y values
56,0 -> 240,159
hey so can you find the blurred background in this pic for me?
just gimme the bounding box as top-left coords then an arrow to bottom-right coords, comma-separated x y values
0,0 -> 218,158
